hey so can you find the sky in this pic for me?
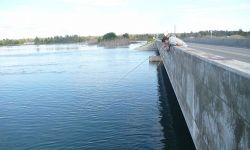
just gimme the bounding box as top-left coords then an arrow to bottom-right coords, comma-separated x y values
0,0 -> 250,39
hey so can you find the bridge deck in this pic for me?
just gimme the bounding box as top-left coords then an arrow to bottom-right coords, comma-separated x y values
187,42 -> 250,63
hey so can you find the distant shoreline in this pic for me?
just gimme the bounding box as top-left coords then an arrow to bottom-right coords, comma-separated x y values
0,33 -> 154,47
0,40 -> 142,48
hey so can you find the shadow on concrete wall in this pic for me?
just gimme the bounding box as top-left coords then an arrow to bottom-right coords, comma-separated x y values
157,63 -> 196,150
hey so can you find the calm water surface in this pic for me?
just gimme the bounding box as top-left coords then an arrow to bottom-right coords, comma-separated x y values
0,43 -> 194,149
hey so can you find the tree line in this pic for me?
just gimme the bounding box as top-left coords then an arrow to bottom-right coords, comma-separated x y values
98,32 -> 153,41
0,39 -> 29,46
179,29 -> 250,38
0,35 -> 95,46
2,30 -> 248,46
0,33 -> 155,46
34,35 -> 90,44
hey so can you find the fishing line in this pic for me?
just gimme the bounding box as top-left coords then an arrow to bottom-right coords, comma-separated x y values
114,57 -> 149,85
89,57 -> 150,109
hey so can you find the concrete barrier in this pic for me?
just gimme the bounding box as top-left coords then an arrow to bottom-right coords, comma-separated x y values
184,38 -> 250,49
155,41 -> 250,150
149,56 -> 161,62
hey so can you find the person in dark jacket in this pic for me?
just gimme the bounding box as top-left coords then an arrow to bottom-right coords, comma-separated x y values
161,35 -> 170,51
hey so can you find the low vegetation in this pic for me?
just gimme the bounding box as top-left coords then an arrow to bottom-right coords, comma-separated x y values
2,30 -> 248,46
0,38 -> 31,46
179,29 -> 250,38
34,35 -> 87,44
0,35 -> 97,46
97,32 -> 155,48
97,32 -> 129,48
0,33 -> 154,46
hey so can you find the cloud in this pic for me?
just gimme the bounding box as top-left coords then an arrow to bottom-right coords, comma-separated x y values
0,0 -> 250,39
0,2 -> 164,39
175,13 -> 248,33
177,2 -> 250,14
168,1 -> 250,32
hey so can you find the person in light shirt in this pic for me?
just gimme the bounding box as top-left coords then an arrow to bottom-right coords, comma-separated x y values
161,32 -> 187,51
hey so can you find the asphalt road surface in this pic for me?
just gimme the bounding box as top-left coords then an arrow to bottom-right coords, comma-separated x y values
187,42 -> 250,63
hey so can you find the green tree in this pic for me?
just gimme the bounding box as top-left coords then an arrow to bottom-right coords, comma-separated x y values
122,33 -> 129,38
102,32 -> 117,40
34,37 -> 40,44
238,29 -> 243,36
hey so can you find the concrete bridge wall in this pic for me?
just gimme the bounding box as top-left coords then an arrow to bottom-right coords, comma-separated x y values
184,38 -> 250,49
155,41 -> 250,150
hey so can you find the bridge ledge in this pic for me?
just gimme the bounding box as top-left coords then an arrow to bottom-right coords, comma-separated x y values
155,41 -> 250,150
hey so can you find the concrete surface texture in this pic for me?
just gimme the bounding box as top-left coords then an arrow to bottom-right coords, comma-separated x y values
184,38 -> 250,49
187,43 -> 250,64
155,41 -> 250,150
149,56 -> 161,62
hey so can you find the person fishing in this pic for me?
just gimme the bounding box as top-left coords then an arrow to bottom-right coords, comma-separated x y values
161,34 -> 170,51
161,32 -> 187,51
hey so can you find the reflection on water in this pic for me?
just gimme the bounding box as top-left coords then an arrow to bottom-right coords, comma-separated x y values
157,63 -> 196,150
0,43 -> 194,149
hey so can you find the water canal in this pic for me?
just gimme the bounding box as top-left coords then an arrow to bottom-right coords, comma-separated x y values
0,43 -> 195,149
